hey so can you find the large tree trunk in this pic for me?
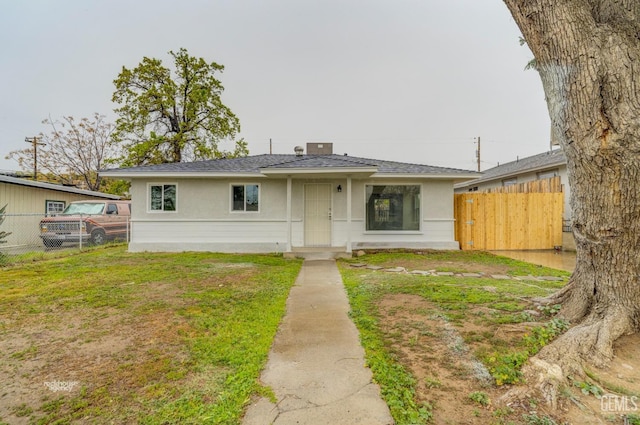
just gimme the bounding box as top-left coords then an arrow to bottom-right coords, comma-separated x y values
503,0 -> 640,392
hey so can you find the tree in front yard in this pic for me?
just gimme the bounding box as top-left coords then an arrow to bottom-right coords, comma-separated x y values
504,0 -> 640,402
111,48 -> 248,166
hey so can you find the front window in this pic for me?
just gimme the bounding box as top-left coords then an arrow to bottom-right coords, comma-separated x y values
232,184 -> 259,212
150,184 -> 177,211
366,185 -> 420,231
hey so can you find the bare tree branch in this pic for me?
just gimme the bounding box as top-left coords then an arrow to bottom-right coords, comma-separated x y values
5,113 -> 117,191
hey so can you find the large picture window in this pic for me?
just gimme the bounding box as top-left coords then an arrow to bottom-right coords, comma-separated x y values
232,184 -> 259,212
150,184 -> 177,211
366,185 -> 420,231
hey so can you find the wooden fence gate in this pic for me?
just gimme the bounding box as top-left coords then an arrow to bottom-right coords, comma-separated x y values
454,192 -> 564,250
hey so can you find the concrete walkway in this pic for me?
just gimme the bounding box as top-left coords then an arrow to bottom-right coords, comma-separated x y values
242,260 -> 394,425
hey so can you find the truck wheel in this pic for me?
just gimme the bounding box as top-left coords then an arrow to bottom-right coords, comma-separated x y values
90,229 -> 106,245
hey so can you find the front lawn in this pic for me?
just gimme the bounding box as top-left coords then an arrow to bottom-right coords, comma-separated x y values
6,247 -> 633,425
340,251 -> 576,425
0,245 -> 302,425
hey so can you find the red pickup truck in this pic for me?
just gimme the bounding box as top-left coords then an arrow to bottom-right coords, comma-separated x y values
39,200 -> 131,247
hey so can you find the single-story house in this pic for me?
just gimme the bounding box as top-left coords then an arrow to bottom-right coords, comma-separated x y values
100,143 -> 480,254
0,174 -> 120,250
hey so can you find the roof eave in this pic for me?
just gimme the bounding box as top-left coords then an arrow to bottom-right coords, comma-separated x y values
0,176 -> 120,199
372,173 -> 482,180
99,171 -> 265,179
456,161 -> 566,187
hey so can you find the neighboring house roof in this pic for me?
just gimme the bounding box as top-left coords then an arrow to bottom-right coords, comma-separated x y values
0,174 -> 120,199
100,154 -> 480,181
457,149 -> 566,188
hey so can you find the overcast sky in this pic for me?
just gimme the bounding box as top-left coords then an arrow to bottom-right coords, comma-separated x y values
0,0 -> 551,173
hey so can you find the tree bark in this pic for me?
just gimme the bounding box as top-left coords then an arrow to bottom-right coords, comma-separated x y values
503,0 -> 640,383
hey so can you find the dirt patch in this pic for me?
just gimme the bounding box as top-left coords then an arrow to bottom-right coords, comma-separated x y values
606,334 -> 640,388
377,294 -> 640,424
559,334 -> 640,425
0,305 -> 193,424
379,294 -> 518,424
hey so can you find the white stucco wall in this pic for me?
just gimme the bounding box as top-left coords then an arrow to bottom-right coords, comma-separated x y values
127,177 -> 460,252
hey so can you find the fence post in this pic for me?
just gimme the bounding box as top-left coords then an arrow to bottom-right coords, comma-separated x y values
79,214 -> 83,251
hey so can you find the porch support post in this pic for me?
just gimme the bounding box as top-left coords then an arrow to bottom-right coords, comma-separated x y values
286,176 -> 292,252
346,175 -> 352,253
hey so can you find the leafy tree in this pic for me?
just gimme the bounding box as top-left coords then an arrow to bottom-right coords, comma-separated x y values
112,48 -> 247,166
6,114 -> 117,191
100,179 -> 130,198
504,0 -> 640,402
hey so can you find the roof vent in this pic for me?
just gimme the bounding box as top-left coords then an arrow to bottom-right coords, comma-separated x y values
294,146 -> 304,156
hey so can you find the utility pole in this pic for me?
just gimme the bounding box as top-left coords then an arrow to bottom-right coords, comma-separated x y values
475,136 -> 481,172
25,136 -> 46,181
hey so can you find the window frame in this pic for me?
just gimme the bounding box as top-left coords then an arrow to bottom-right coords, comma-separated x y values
45,200 -> 66,216
365,184 -> 421,232
230,183 -> 260,213
106,203 -> 119,215
147,183 -> 178,213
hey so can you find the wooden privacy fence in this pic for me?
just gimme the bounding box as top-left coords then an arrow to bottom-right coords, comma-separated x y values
483,175 -> 563,194
454,192 -> 564,250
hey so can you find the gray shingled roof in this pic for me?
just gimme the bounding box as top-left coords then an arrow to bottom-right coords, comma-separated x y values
462,149 -> 566,185
100,154 -> 478,176
0,174 -> 120,199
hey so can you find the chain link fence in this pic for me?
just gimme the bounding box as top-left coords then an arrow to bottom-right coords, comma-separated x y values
0,213 -> 130,261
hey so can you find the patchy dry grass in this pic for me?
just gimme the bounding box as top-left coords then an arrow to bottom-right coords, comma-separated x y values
340,251 -> 637,425
5,247 -> 638,425
0,245 -> 301,424
353,249 -> 569,277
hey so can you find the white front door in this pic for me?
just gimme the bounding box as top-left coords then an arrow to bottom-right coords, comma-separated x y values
304,183 -> 332,247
